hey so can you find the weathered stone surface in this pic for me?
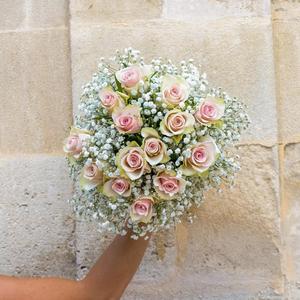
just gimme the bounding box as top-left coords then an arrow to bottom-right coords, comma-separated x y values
70,0 -> 163,24
0,29 -> 72,153
272,0 -> 300,21
273,21 -> 300,143
163,0 -> 270,21
70,18 -> 277,145
272,1 -> 300,295
75,220 -> 111,279
0,0 -> 68,30
282,143 -> 300,298
0,155 -> 76,278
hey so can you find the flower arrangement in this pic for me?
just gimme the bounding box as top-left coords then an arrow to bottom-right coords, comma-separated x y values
63,48 -> 250,239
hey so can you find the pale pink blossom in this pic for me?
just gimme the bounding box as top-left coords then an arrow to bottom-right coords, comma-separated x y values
80,163 -> 103,191
195,97 -> 225,124
112,105 -> 143,134
63,127 -> 90,159
181,137 -> 220,176
141,128 -> 169,166
115,65 -> 152,91
103,177 -> 131,198
116,143 -> 150,180
153,171 -> 186,200
130,197 -> 154,223
160,109 -> 195,136
161,75 -> 189,108
99,87 -> 125,113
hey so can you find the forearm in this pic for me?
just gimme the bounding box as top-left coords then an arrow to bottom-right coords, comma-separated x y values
83,230 -> 151,300
0,275 -> 85,300
0,230 -> 151,300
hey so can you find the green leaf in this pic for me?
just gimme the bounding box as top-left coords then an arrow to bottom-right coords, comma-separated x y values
67,156 -> 76,166
197,169 -> 210,178
127,134 -> 143,146
114,74 -> 123,92
149,71 -> 158,81
97,185 -> 104,193
170,153 -> 178,161
214,120 -> 224,129
172,134 -> 183,144
116,91 -> 129,103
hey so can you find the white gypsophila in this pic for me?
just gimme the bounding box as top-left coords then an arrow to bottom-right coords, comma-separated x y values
64,48 -> 250,239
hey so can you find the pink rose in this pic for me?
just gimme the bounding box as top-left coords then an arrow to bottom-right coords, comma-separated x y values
112,105 -> 143,134
116,143 -> 150,180
144,138 -> 164,163
80,163 -> 103,190
181,137 -> 220,176
160,109 -> 195,136
141,128 -> 169,166
194,97 -> 225,125
161,75 -> 189,107
116,66 -> 141,88
130,197 -> 154,223
99,87 -> 125,113
115,65 -> 152,91
63,127 -> 90,159
153,171 -> 186,200
64,135 -> 82,155
103,177 -> 131,198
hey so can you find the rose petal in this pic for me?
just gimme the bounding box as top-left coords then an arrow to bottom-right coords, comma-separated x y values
145,151 -> 164,166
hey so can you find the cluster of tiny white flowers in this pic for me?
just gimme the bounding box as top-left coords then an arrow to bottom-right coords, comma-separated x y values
67,48 -> 250,239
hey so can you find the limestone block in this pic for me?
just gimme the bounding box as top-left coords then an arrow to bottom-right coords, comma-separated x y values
0,0 -> 24,30
69,0 -> 163,24
0,0 -> 68,30
272,20 -> 300,142
163,0 -> 271,21
0,29 -> 72,153
282,143 -> 300,297
70,18 -> 277,144
272,0 -> 300,21
0,155 -> 76,278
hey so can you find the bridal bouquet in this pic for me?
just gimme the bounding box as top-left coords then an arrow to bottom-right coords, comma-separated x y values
63,48 -> 250,239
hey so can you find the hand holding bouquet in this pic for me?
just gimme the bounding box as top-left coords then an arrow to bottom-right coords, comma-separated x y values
64,48 -> 249,239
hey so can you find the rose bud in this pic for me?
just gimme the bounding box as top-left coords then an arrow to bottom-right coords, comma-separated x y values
103,177 -> 131,198
141,127 -> 169,166
194,96 -> 225,125
161,74 -> 190,108
80,162 -> 104,191
160,109 -> 195,137
116,142 -> 150,180
130,197 -> 154,224
112,105 -> 143,134
181,137 -> 220,176
99,87 -> 125,113
153,170 -> 187,200
63,127 -> 91,159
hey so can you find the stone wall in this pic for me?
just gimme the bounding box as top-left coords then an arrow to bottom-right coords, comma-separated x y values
0,1 -> 299,299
